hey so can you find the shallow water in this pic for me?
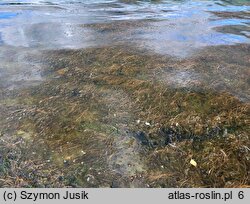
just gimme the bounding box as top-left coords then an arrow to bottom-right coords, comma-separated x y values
0,0 -> 249,89
0,0 -> 249,188
0,0 -> 249,52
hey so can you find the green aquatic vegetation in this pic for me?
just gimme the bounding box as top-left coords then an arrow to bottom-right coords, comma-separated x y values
0,44 -> 249,187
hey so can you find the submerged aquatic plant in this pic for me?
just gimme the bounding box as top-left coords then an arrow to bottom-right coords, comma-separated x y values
0,43 -> 249,187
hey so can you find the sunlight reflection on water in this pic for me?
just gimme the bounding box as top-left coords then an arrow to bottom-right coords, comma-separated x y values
0,0 -> 249,56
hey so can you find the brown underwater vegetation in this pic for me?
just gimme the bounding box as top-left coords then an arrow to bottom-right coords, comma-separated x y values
0,42 -> 249,187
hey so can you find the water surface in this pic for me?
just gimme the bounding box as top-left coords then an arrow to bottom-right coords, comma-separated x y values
0,0 -> 249,53
0,0 -> 249,90
0,0 -> 249,188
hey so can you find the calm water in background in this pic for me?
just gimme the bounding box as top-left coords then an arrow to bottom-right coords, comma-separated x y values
0,0 -> 249,55
0,0 -> 249,91
0,1 -> 249,188
0,0 -> 249,93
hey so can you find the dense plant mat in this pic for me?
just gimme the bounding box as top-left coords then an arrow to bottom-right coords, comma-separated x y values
0,44 -> 249,187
